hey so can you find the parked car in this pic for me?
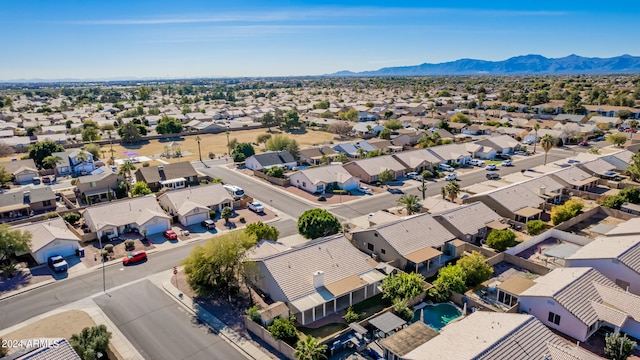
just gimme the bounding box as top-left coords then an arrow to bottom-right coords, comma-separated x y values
501,160 -> 512,167
248,201 -> 265,213
522,139 -> 534,145
485,164 -> 497,171
358,186 -> 373,195
439,164 -> 455,172
201,219 -> 216,230
444,173 -> 457,181
163,229 -> 178,240
469,159 -> 486,167
122,250 -> 147,265
579,140 -> 589,146
48,255 -> 68,273
496,153 -> 511,160
486,172 -> 500,180
625,128 -> 637,133
223,184 -> 245,200
406,172 -> 419,180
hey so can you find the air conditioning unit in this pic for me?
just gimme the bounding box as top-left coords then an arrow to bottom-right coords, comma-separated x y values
371,253 -> 379,261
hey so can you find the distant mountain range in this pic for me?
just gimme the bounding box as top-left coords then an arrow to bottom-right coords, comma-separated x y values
330,54 -> 640,76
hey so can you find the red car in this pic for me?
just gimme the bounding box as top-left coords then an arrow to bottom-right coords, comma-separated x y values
579,140 -> 589,146
163,229 -> 178,240
122,250 -> 147,265
625,128 -> 637,133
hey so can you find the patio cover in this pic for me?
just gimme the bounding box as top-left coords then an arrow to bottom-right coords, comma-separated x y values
544,243 -> 580,259
369,312 -> 407,334
497,276 -> 536,295
380,322 -> 438,357
404,247 -> 442,264
589,223 -> 616,235
325,275 -> 368,297
568,176 -> 598,187
486,220 -> 510,230
0,203 -> 30,213
83,188 -> 113,197
349,322 -> 367,335
514,206 -> 542,218
289,288 -> 334,313
590,302 -> 628,328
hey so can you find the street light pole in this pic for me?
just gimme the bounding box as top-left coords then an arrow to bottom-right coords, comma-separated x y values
226,124 -> 231,156
195,135 -> 202,162
98,236 -> 106,293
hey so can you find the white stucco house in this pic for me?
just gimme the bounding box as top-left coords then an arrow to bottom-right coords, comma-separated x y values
245,151 -> 297,171
157,183 -> 233,226
12,217 -> 80,264
289,165 -> 359,194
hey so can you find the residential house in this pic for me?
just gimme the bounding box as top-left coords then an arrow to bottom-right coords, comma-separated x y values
550,166 -> 599,192
601,150 -> 633,171
589,116 -> 622,129
75,167 -> 119,205
518,267 -> 640,342
399,312 -> 599,360
434,202 -> 505,245
352,122 -> 384,136
157,183 -> 233,226
554,114 -> 587,124
298,146 -> 338,165
333,141 -> 378,158
289,165 -> 359,194
12,338 -> 81,360
585,104 -> 640,119
475,135 -> 522,156
0,187 -> 56,222
343,155 -> 406,183
0,136 -> 32,149
82,195 -> 171,239
461,124 -> 492,136
244,151 -> 297,171
366,138 -> 401,153
392,128 -> 427,147
465,184 -> 544,222
0,159 -> 38,184
52,149 -> 96,176
351,213 -> 457,273
12,217 -> 79,264
134,162 -> 199,191
427,143 -> 471,166
392,149 -> 442,174
253,234 -> 386,325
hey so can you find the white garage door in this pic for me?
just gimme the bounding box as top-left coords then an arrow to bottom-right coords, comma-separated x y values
16,173 -> 34,184
39,242 -> 78,264
143,219 -> 170,235
184,212 -> 208,226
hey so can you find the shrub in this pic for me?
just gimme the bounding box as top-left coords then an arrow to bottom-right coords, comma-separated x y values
265,166 -> 285,178
104,244 -> 114,253
343,306 -> 359,323
317,195 -> 326,201
62,212 -> 81,225
44,212 -> 59,219
70,325 -> 112,360
208,151 -> 215,159
486,229 -> 518,252
429,264 -> 466,302
124,240 -> 135,250
526,220 -> 547,235
456,251 -> 493,287
239,216 -> 246,223
71,178 -> 78,185
421,170 -> 433,179
142,161 -> 150,167
392,298 -> 414,322
246,305 -> 262,323
101,249 -> 109,258
333,189 -> 349,195
268,316 -> 299,346
551,198 -> 584,226
381,272 -> 425,301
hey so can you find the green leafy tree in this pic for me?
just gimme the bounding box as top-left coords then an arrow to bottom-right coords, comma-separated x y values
604,332 -> 636,360
379,169 -> 394,184
606,133 -> 628,147
335,152 -> 349,164
450,112 -> 470,124
268,316 -> 299,346
265,166 -> 285,178
137,86 -> 151,101
0,225 -> 31,264
456,251 -> 493,287
379,127 -> 392,140
384,110 -> 394,119
397,194 -> 421,215
221,206 -> 233,224
265,134 -> 300,159
540,134 -> 555,165
617,110 -> 633,120
297,208 -> 341,239
84,143 -> 101,160
312,100 -> 330,110
182,230 -> 258,295
429,264 -> 467,302
295,336 -> 327,360
551,198 -> 584,225
0,165 -> 12,185
261,112 -> 279,131
281,109 -> 301,130
82,127 -> 100,141
245,221 -> 280,241
28,141 -> 65,168
486,229 -> 518,252
131,181 -> 152,196
392,298 -> 414,322
42,155 -> 63,170
62,212 -> 81,225
70,325 -> 112,360
233,143 -> 255,160
118,122 -> 143,143
256,133 -> 271,145
381,272 -> 426,301
118,160 -> 136,178
563,91 -> 585,114
343,306 -> 359,323
338,108 -> 358,121
156,116 -> 183,135
526,219 -> 548,235
384,119 -> 403,130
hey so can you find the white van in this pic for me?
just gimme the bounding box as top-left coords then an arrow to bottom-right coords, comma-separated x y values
223,185 -> 245,200
469,159 -> 486,167
438,164 -> 454,172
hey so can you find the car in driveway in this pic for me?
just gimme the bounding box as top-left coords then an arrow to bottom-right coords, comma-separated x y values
406,172 -> 419,180
201,219 -> 216,230
485,164 -> 497,171
48,255 -> 68,273
444,173 -> 457,181
248,201 -> 265,213
486,172 -> 500,180
501,160 -> 512,167
358,186 -> 373,195
122,250 -> 147,265
163,229 -> 178,240
469,159 -> 486,167
579,140 -> 589,146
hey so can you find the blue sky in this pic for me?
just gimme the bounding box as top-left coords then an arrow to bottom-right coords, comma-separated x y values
1,0 -> 637,80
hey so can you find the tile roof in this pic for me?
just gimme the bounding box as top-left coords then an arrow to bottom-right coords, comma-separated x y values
567,233 -> 640,276
158,183 -> 233,214
368,213 -> 456,256
593,282 -> 640,322
551,166 -> 597,187
484,185 -> 544,212
579,159 -> 615,175
0,187 -> 56,210
83,195 -> 169,230
249,151 -> 296,167
260,234 -> 377,301
0,159 -> 37,173
14,338 -> 81,360
291,165 -> 356,185
346,155 -> 406,175
12,217 -> 79,253
392,149 -> 443,169
435,202 -> 503,236
135,162 -> 198,184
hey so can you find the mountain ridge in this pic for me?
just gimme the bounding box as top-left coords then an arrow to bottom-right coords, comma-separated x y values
329,54 -> 640,76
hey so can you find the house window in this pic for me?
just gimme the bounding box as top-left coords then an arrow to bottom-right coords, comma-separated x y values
43,200 -> 51,206
367,243 -> 374,251
381,249 -> 386,254
548,312 -> 561,325
302,182 -> 306,187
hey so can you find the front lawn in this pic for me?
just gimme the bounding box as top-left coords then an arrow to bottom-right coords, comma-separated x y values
298,322 -> 348,340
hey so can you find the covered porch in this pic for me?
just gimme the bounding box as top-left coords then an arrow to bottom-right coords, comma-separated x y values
513,206 -> 543,223
0,204 -> 31,222
160,177 -> 187,190
404,246 -> 443,274
83,188 -> 115,205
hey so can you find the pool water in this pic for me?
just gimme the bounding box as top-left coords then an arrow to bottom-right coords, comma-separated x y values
413,303 -> 462,330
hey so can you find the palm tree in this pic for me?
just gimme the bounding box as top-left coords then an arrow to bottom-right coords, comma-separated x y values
294,336 -> 327,360
540,134 -> 555,165
445,180 -> 460,203
42,155 -> 63,170
119,159 -> 136,178
397,194 -> 421,215
440,185 -> 447,200
75,150 -> 88,174
532,123 -> 540,154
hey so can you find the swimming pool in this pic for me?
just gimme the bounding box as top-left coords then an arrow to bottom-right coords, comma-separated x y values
413,303 -> 462,330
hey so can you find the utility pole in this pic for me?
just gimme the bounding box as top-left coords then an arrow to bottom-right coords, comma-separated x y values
195,135 -> 202,162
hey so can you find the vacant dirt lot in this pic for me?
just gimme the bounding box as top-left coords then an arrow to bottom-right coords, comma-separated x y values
2,310 -> 95,341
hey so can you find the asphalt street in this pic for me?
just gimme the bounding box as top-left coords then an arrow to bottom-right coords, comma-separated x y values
94,280 -> 246,360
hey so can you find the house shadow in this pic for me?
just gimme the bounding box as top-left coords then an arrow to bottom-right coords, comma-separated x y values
159,137 -> 185,143
287,128 -> 308,135
121,140 -> 150,150
223,221 -> 237,229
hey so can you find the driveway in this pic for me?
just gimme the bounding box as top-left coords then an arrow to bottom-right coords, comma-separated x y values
94,280 -> 246,360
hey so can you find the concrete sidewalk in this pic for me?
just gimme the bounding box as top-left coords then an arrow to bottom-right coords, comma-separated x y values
150,271 -> 273,360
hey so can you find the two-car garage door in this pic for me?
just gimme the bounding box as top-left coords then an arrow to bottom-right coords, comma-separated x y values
37,240 -> 79,264
181,211 -> 208,226
141,218 -> 171,235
